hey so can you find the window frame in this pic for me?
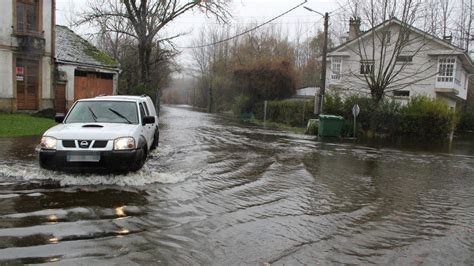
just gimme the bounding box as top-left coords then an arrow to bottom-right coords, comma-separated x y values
393,90 -> 410,97
15,0 -> 41,35
396,55 -> 414,64
437,57 -> 456,83
331,57 -> 343,80
360,60 -> 375,75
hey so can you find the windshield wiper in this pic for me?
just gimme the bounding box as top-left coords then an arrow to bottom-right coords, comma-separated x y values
108,108 -> 132,124
88,107 -> 98,122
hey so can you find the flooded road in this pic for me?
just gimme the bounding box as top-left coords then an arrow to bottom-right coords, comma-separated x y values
0,106 -> 473,264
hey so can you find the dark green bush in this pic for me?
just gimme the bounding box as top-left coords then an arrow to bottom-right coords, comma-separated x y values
397,96 -> 457,139
327,94 -> 401,135
232,94 -> 254,116
324,94 -> 345,116
458,112 -> 474,131
325,94 -> 455,139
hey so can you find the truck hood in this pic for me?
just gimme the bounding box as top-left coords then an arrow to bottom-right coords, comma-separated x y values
44,123 -> 137,140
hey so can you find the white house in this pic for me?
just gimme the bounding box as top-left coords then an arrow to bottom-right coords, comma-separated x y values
326,18 -> 474,109
295,87 -> 318,98
0,0 -> 55,112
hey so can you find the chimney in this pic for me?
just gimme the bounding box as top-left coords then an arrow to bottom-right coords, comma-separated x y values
348,17 -> 361,41
443,35 -> 453,44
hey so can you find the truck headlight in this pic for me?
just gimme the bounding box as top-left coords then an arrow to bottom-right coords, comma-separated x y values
114,137 -> 135,150
40,136 -> 57,150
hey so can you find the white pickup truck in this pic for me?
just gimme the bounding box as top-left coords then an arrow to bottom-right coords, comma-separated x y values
39,95 -> 159,172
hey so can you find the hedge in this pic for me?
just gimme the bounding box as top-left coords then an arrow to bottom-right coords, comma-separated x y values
253,99 -> 317,127
234,94 -> 458,139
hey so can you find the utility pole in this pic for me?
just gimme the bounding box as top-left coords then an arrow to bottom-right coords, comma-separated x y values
304,7 -> 329,116
193,87 -> 196,111
319,12 -> 329,115
207,86 -> 213,113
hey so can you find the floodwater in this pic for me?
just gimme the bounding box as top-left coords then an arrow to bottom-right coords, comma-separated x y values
0,106 -> 473,264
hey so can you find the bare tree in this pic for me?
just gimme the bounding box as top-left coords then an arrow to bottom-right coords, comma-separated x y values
80,0 -> 231,88
455,0 -> 473,51
439,0 -> 453,37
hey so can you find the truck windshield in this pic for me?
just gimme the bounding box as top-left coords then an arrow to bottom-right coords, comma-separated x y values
65,101 -> 139,124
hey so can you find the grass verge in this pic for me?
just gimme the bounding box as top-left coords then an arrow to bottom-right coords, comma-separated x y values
0,114 -> 56,137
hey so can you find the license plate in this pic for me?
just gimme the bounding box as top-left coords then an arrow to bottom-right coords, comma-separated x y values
67,152 -> 100,162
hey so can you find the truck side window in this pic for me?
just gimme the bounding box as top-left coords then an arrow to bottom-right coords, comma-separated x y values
143,102 -> 150,116
139,103 -> 146,123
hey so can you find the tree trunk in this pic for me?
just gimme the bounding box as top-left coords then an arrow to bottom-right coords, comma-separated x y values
138,41 -> 152,87
369,88 -> 383,137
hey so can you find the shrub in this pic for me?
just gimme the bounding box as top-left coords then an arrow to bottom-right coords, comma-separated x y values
232,94 -> 254,116
324,94 -> 345,116
330,95 -> 401,135
398,96 -> 457,139
254,99 -> 316,127
458,112 -> 474,131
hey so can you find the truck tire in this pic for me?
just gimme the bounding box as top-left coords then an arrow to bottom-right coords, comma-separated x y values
131,146 -> 147,172
151,129 -> 159,150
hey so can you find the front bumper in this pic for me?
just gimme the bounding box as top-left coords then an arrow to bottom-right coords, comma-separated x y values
39,149 -> 141,172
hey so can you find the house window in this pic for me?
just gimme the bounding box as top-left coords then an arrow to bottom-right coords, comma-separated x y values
16,0 -> 39,34
393,90 -> 410,97
437,57 -> 455,82
331,57 -> 342,80
360,60 -> 374,75
396,56 -> 413,63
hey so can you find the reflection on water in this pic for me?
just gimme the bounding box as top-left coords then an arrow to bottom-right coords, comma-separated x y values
0,106 -> 472,264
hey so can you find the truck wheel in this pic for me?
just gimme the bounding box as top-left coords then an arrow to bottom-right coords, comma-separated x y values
131,146 -> 147,172
151,129 -> 159,150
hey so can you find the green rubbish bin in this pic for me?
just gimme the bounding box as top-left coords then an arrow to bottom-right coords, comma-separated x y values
318,115 -> 344,137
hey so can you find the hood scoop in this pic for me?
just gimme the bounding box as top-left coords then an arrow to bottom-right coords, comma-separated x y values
82,124 -> 104,128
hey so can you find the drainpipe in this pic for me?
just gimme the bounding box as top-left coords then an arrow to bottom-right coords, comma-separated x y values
51,0 -> 56,112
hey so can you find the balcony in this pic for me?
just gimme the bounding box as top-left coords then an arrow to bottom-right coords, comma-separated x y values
15,32 -> 45,56
435,77 -> 461,98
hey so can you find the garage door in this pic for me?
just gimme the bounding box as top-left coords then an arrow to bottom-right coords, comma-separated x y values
74,71 -> 114,100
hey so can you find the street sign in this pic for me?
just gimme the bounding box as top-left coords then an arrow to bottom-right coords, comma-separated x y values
352,104 -> 360,138
352,104 -> 360,117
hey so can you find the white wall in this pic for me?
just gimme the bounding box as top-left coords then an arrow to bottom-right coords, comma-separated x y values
41,57 -> 53,99
42,0 -> 53,55
296,87 -> 317,96
58,65 -> 76,102
0,1 -> 13,46
0,50 -> 13,98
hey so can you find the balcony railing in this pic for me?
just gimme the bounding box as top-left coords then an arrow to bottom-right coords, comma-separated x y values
15,33 -> 45,55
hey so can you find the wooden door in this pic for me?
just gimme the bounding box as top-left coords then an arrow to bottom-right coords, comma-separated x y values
74,71 -> 113,100
16,59 -> 39,110
54,84 -> 66,113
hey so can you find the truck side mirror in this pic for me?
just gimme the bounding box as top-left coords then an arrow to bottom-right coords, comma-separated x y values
143,116 -> 155,124
55,114 -> 65,123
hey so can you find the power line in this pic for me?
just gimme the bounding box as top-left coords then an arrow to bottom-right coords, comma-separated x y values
178,0 -> 308,49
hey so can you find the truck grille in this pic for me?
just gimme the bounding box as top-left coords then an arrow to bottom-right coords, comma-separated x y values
92,141 -> 108,148
62,140 -> 76,148
62,140 -> 108,148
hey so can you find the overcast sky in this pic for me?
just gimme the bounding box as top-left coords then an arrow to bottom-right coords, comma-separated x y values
56,0 -> 342,72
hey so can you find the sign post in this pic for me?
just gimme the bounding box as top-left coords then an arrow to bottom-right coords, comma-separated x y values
352,104 -> 360,138
264,100 -> 268,125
